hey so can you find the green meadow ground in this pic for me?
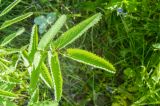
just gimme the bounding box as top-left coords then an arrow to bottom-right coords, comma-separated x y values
0,0 -> 160,106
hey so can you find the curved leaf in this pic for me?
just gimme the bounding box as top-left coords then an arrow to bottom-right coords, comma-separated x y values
66,48 -> 116,73
48,51 -> 62,102
30,51 -> 46,93
53,13 -> 102,49
38,15 -> 66,50
0,12 -> 33,30
1,27 -> 25,46
40,63 -> 53,88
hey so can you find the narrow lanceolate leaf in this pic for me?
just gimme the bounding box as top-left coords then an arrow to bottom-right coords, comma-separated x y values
53,13 -> 102,49
0,0 -> 21,17
30,51 -> 45,94
0,12 -> 33,30
29,88 -> 39,105
1,27 -> 25,46
40,63 -> 53,88
66,49 -> 116,73
0,89 -> 17,98
48,51 -> 63,102
38,15 -> 66,50
21,50 -> 30,67
28,25 -> 38,61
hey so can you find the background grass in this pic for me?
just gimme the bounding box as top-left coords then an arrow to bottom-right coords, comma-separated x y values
0,0 -> 160,106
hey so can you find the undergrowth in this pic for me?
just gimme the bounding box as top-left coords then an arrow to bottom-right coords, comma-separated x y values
0,0 -> 160,106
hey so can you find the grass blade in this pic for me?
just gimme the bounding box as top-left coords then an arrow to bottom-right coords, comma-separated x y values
28,25 -> 38,61
38,15 -> 66,50
66,48 -> 116,73
53,13 -> 102,49
0,0 -> 21,17
48,51 -> 63,102
0,12 -> 33,30
0,89 -> 17,98
1,27 -> 25,46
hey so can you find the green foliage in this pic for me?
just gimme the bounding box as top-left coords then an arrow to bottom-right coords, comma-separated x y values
0,89 -> 17,98
0,0 -> 21,17
48,51 -> 63,102
66,48 -> 116,73
1,0 -> 159,105
38,15 -> 66,50
40,63 -> 53,88
32,101 -> 58,106
0,12 -> 33,30
53,13 -> 102,49
29,88 -> 39,106
28,25 -> 38,62
1,27 -> 25,46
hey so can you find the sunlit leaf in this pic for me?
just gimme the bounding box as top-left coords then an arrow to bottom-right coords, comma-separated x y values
0,12 -> 33,30
40,63 -> 53,88
28,25 -> 38,61
153,43 -> 160,50
1,27 -> 25,46
66,48 -> 116,73
0,89 -> 17,98
30,51 -> 46,93
48,51 -> 63,102
38,15 -> 66,50
0,0 -> 21,17
29,88 -> 39,106
53,13 -> 102,49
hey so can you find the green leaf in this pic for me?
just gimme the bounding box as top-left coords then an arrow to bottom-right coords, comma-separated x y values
0,48 -> 19,56
1,27 -> 25,46
40,63 -> 53,88
28,25 -> 38,61
0,89 -> 17,98
2,100 -> 17,106
66,48 -> 116,73
153,43 -> 160,50
32,101 -> 58,106
0,12 -> 33,30
29,88 -> 39,106
30,51 -> 46,93
53,13 -> 102,49
20,50 -> 30,67
48,51 -> 63,102
38,15 -> 66,50
0,0 -> 21,17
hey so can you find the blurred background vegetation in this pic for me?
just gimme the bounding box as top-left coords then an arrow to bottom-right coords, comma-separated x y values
0,0 -> 160,105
